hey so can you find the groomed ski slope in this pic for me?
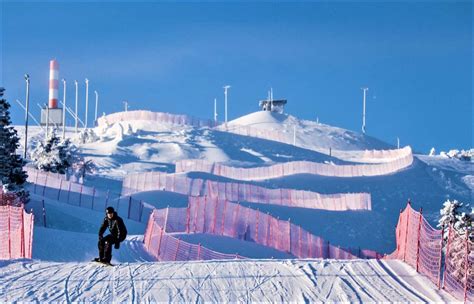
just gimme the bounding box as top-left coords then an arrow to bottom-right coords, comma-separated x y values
0,258 -> 454,302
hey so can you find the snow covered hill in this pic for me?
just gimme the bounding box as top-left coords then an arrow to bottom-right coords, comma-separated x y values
4,109 -> 470,302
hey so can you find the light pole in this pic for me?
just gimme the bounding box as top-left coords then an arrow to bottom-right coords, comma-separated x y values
61,78 -> 66,139
214,98 -> 217,124
94,90 -> 99,125
23,74 -> 30,159
123,101 -> 128,112
361,87 -> 368,134
74,80 -> 78,133
223,85 -> 230,124
85,78 -> 89,129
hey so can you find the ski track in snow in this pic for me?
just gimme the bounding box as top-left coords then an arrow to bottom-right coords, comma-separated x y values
0,259 -> 454,302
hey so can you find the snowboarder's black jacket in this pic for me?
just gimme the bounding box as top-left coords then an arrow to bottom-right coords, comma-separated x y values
99,212 -> 127,243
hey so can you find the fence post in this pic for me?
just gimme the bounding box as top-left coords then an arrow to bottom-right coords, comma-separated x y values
212,198 -> 218,234
127,196 -> 132,219
34,170 -> 38,193
255,209 -> 260,242
287,218 -> 291,253
298,226 -> 302,258
463,231 -> 469,303
415,208 -> 423,272
442,224 -> 453,289
437,225 -> 445,289
79,185 -> 83,207
197,243 -> 201,260
186,204 -> 190,233
57,178 -> 62,200
157,227 -> 164,257
67,182 -> 71,204
174,238 -> 180,261
42,199 -> 46,227
91,187 -> 96,210
42,175 -> 48,197
164,206 -> 169,233
221,199 -> 227,235
8,206 -> 11,259
20,207 -> 25,257
403,202 -> 411,262
105,190 -> 110,208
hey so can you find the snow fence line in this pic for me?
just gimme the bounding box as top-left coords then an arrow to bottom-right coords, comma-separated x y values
385,202 -> 473,303
175,147 -> 413,180
122,171 -> 371,211
0,202 -> 34,260
26,167 -> 153,223
143,196 -> 382,262
96,110 -> 217,128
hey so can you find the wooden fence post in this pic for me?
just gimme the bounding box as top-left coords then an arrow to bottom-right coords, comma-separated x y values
416,208 -> 423,272
442,224 -> 453,290
403,203 -> 411,262
463,232 -> 469,303
437,225 -> 445,289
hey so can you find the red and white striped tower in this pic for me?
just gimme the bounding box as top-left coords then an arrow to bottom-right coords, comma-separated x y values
49,59 -> 59,109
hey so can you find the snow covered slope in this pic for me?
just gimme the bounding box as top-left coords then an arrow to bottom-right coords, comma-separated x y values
0,259 -> 455,302
4,109 -> 470,302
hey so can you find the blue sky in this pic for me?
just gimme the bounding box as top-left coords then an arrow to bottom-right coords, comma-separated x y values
1,1 -> 472,152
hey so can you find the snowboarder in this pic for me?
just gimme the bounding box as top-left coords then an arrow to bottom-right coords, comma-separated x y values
94,207 -> 127,265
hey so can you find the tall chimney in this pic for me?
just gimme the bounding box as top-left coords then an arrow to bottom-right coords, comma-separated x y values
49,59 -> 59,108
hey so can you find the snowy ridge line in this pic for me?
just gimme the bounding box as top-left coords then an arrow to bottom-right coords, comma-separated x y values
122,171 -> 371,211
0,203 -> 34,260
143,197 -> 381,262
176,147 -> 413,180
385,203 -> 473,302
26,167 -> 152,223
97,110 -> 217,128
214,123 -> 408,162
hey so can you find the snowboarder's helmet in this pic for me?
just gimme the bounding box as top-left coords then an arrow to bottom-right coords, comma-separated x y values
106,207 -> 115,214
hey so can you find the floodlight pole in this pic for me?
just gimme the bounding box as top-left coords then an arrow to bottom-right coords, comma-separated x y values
223,85 -> 230,124
361,87 -> 368,134
45,104 -> 50,140
23,74 -> 30,159
123,101 -> 128,112
74,80 -> 78,133
397,137 -> 400,149
214,98 -> 217,124
94,90 -> 99,125
61,79 -> 66,139
85,78 -> 89,130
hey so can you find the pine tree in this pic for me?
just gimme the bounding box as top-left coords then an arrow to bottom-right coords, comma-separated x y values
31,129 -> 78,174
0,89 -> 28,201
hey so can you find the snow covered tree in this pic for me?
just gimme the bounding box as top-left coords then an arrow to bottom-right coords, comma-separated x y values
73,159 -> 97,183
0,89 -> 29,201
438,199 -> 473,284
31,129 -> 79,174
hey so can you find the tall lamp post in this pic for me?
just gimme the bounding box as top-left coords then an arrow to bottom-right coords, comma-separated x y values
61,78 -> 66,139
94,90 -> 99,125
84,78 -> 89,130
361,87 -> 368,134
223,85 -> 230,125
74,80 -> 78,133
23,74 -> 30,159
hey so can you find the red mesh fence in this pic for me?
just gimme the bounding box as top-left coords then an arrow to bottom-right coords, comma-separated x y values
96,110 -> 216,128
26,167 -> 153,223
143,197 -> 380,261
143,210 -> 245,262
0,204 -> 34,259
386,202 -> 472,303
123,171 -> 371,211
175,148 -> 413,179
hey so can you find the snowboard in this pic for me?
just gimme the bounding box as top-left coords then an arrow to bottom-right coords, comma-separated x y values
92,259 -> 115,267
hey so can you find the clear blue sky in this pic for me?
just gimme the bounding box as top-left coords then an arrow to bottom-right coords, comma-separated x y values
1,1 -> 472,153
